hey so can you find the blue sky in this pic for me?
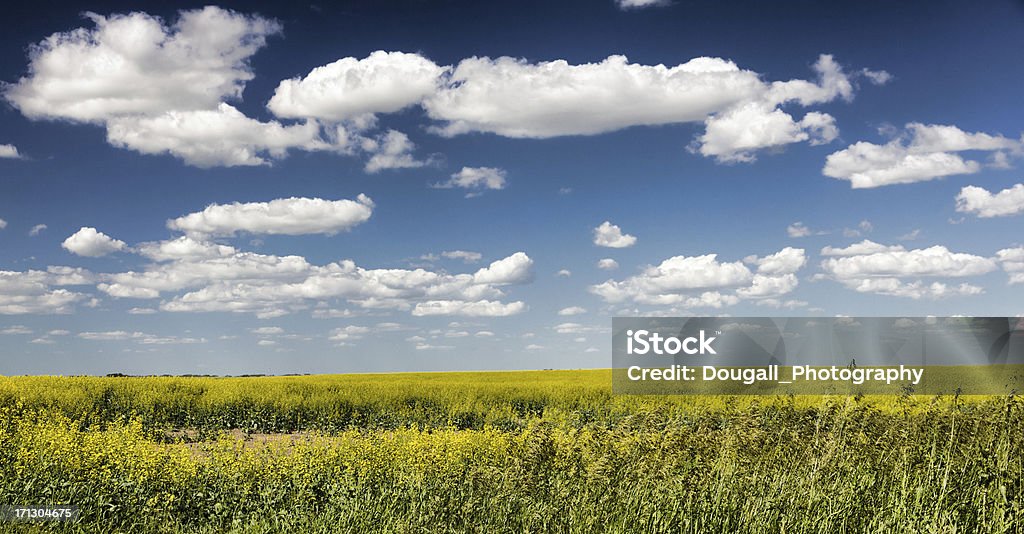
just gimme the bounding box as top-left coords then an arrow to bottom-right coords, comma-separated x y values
0,0 -> 1022,375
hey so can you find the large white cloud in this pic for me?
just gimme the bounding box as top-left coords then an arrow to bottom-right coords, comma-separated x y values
818,242 -> 998,299
823,124 -> 1023,188
167,194 -> 374,237
61,227 -> 126,257
593,221 -> 637,248
956,184 -> 1024,218
4,7 -> 280,122
268,51 -> 446,121
590,247 -> 804,307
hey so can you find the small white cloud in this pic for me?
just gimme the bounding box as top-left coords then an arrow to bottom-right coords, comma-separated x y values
411,300 -> 526,317
61,227 -> 126,257
786,221 -> 827,236
29,224 -> 47,236
956,184 -> 1024,218
0,218 -> 6,230
597,258 -> 619,270
362,130 -> 429,173
1,325 -> 33,335
593,221 -> 637,248
441,250 -> 483,263
556,269 -> 572,278
615,0 -> 670,8
558,306 -> 587,316
0,144 -> 22,159
433,167 -> 507,192
251,326 -> 284,335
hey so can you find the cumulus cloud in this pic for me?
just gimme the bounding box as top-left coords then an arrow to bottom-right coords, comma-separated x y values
5,7 -> 280,122
168,194 -> 374,237
268,51 -> 446,121
0,267 -> 93,314
62,227 -> 126,257
823,123 -> 1023,188
818,242 -> 998,299
362,130 -> 429,173
3,7 -> 358,168
433,167 -> 507,192
558,306 -> 587,316
597,258 -> 620,270
590,247 -> 804,307
105,103 -> 333,167
956,184 -> 1024,218
91,212 -> 534,318
998,247 -> 1024,284
0,144 -> 22,159
78,330 -> 205,344
593,221 -> 637,248
0,219 -> 6,230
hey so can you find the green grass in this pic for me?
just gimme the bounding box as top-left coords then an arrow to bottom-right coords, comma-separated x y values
0,370 -> 1021,533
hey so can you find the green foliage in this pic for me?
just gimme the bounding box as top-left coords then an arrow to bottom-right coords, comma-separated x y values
0,371 -> 1020,533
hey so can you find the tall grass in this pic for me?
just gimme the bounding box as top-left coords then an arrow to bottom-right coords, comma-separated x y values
0,371 -> 1020,533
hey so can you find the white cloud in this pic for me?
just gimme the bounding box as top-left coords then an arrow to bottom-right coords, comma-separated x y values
695,103 -> 837,163
423,53 -> 871,159
746,247 -> 807,275
411,300 -> 526,317
105,103 -> 333,168
998,247 -> 1024,284
472,252 -> 534,285
268,51 -> 446,121
62,227 -> 126,257
597,258 -> 619,270
821,245 -> 996,279
441,250 -> 482,263
362,130 -> 429,173
98,238 -> 533,318
29,224 -> 47,236
556,269 -> 572,278
590,247 -> 803,307
0,219 -> 6,230
78,330 -> 205,344
956,184 -> 1024,218
823,124 -> 1023,188
433,167 -> 507,192
329,325 -> 370,341
251,326 -> 283,335
5,7 -> 280,122
593,221 -> 637,248
821,240 -> 906,257
0,268 -> 92,315
558,306 -> 587,316
0,144 -> 22,159
167,194 -> 373,237
819,242 -> 998,299
616,0 -> 670,8
1,325 -> 33,335
787,222 -> 812,238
